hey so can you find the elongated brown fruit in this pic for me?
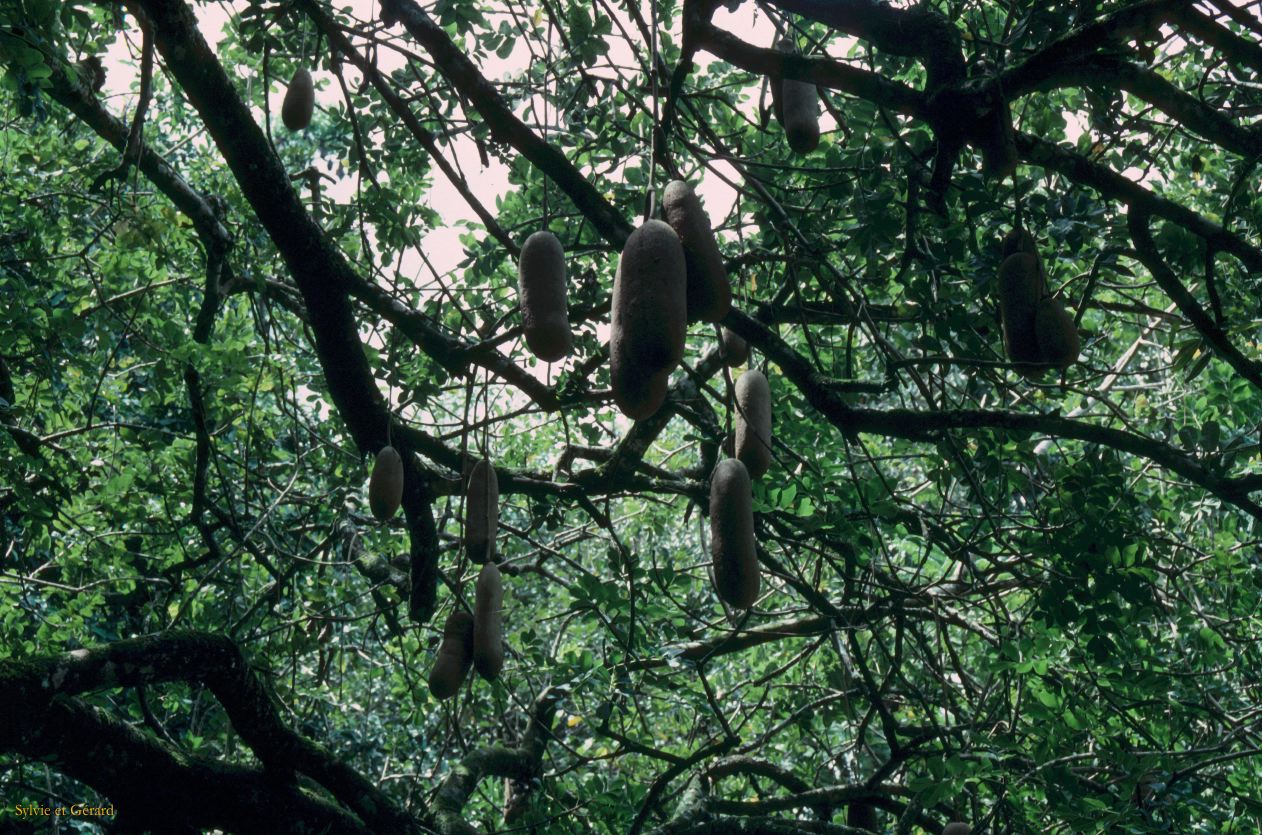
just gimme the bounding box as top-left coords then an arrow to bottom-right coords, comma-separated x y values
781,79 -> 820,154
662,180 -> 732,324
1034,296 -> 1080,369
282,68 -> 314,131
848,802 -> 879,832
734,369 -> 772,479
942,823 -> 971,835
428,610 -> 473,700
473,562 -> 504,680
771,39 -> 819,154
465,459 -> 498,564
610,220 -> 687,418
997,252 -> 1045,368
518,231 -> 572,361
710,459 -> 759,608
610,355 -> 672,420
979,96 -> 1017,180
770,41 -> 789,126
369,445 -> 404,521
1001,227 -> 1037,260
720,327 -> 749,367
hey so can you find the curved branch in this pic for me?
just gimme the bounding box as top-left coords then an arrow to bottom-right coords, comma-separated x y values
42,52 -> 229,254
430,687 -> 563,834
7,697 -> 372,835
1000,0 -> 1178,95
1010,54 -> 1262,159
130,0 -> 447,620
1014,132 -> 1262,274
763,0 -> 965,91
1168,3 -> 1262,76
383,0 -> 632,247
0,632 -> 420,833
706,756 -> 833,820
301,0 -> 520,257
723,309 -> 1262,519
691,18 -> 927,118
1127,210 -> 1262,391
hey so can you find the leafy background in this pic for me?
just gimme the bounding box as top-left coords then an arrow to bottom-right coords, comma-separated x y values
2,0 -> 1261,832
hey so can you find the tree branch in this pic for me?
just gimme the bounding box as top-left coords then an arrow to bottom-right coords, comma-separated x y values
430,686 -> 564,834
7,696 -> 373,834
1168,3 -> 1262,75
302,0 -> 520,257
0,632 -> 420,833
383,0 -> 632,247
1127,209 -> 1262,391
690,17 -> 927,119
763,0 -> 965,91
1014,132 -> 1262,273
723,309 -> 1262,519
1000,0 -> 1178,95
1010,54 -> 1262,159
128,0 -> 447,620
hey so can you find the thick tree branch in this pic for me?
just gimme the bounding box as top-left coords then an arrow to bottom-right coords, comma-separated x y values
131,0 -> 386,451
761,0 -> 968,208
43,54 -> 229,254
0,632 -> 420,833
1011,54 -> 1262,159
690,17 -> 927,119
430,687 -> 564,834
1015,132 -> 1262,273
43,32 -> 586,424
40,22 -> 664,624
1205,0 -> 1262,40
694,4 -> 1262,272
129,0 -> 449,621
763,0 -> 965,91
1000,0 -> 1179,95
1127,210 -> 1262,391
1168,3 -> 1262,76
384,0 -> 632,247
723,309 -> 1262,519
301,0 -> 519,257
7,697 -> 373,835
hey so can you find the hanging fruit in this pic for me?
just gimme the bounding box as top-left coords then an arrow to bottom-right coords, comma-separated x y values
710,458 -> 760,609
368,445 -> 404,521
661,180 -> 732,324
472,562 -> 504,681
282,67 -> 314,131
610,220 -> 687,419
465,458 -> 499,564
734,369 -> 772,478
997,251 -> 1045,372
720,328 -> 749,367
1034,296 -> 1080,369
518,230 -> 572,361
772,40 -> 820,155
428,609 -> 474,700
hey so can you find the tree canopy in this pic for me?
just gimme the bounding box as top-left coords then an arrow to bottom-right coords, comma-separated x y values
2,0 -> 1262,832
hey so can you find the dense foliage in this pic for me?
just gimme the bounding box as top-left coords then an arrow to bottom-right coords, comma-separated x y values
2,0 -> 1261,832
